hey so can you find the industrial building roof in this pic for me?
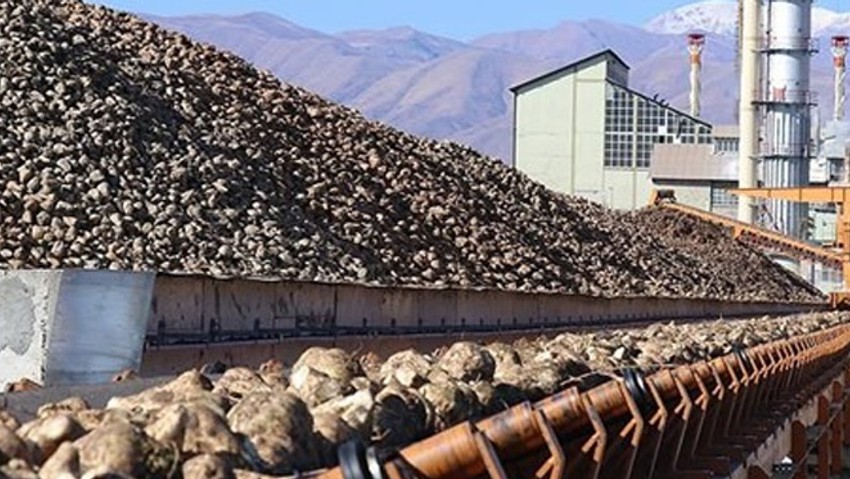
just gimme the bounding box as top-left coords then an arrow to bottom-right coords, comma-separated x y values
509,49 -> 629,93
510,49 -> 708,127
650,143 -> 737,182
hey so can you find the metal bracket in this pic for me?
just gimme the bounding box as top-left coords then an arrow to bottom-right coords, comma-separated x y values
564,393 -> 607,479
473,429 -> 508,479
532,408 -> 566,479
630,375 -> 669,479
598,379 -> 647,478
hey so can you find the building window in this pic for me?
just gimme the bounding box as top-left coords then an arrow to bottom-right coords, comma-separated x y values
604,84 -> 634,168
604,83 -> 711,170
710,185 -> 738,209
604,134 -> 633,168
635,141 -> 652,168
714,137 -> 740,153
821,267 -> 842,283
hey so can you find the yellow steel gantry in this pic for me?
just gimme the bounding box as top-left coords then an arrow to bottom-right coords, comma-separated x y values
729,187 -> 850,307
651,187 -> 850,307
729,187 -> 850,252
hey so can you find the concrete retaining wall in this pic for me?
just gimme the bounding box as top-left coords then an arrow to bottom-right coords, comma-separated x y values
0,270 -> 154,389
0,271 -> 57,390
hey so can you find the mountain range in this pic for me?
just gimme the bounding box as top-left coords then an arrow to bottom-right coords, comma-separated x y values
140,1 -> 850,162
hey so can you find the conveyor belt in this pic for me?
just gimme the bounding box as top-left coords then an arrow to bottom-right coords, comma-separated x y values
316,323 -> 850,479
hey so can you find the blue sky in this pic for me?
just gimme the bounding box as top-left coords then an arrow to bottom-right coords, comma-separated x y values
91,1 -> 714,40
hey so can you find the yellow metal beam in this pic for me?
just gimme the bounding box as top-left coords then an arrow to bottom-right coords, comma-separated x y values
657,202 -> 846,266
650,188 -> 850,302
728,186 -> 850,254
728,187 -> 850,204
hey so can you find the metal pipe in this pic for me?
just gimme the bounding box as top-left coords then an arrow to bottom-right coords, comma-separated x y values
688,33 -> 706,118
833,36 -> 849,121
738,0 -> 762,224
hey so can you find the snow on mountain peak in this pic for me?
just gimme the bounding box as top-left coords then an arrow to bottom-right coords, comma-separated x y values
645,1 -> 850,37
644,1 -> 738,36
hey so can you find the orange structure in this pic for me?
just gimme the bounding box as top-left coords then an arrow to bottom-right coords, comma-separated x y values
650,187 -> 850,308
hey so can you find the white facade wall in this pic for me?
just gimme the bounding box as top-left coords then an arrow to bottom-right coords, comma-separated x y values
514,60 -> 607,202
514,53 -> 710,210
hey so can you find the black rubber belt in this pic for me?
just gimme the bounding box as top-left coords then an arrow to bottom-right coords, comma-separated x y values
338,440 -> 384,479
338,440 -> 369,479
733,346 -> 755,374
622,367 -> 654,416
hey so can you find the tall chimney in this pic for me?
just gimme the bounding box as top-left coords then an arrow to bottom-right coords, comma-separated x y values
687,33 -> 705,117
738,0 -> 760,225
761,0 -> 814,239
832,35 -> 849,121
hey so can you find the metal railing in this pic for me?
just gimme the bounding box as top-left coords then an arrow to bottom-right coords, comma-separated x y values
753,89 -> 818,105
757,36 -> 820,53
759,142 -> 812,158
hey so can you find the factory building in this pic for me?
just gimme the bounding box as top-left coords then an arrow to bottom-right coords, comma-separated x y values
651,125 -> 844,293
509,8 -> 850,297
650,125 -> 741,219
511,50 -> 712,210
650,124 -> 830,227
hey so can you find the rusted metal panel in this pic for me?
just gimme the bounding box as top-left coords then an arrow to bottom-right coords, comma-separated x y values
457,290 -> 509,328
334,284 -> 382,329
268,281 -> 296,331
509,292 -> 542,327
284,282 -> 335,329
148,275 -> 204,334
414,288 -> 457,328
148,275 -> 827,342
204,279 -> 278,332
381,288 -> 419,328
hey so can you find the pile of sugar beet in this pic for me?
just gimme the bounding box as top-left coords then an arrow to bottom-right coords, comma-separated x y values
1,312 -> 846,478
0,0 -> 823,302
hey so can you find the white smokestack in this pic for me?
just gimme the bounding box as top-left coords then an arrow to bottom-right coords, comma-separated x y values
738,0 -> 760,224
832,36 -> 849,121
688,33 -> 705,117
762,0 -> 814,239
